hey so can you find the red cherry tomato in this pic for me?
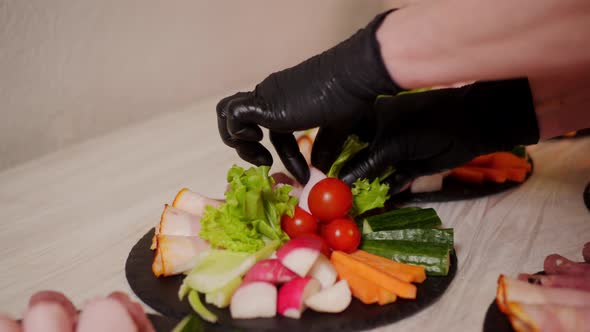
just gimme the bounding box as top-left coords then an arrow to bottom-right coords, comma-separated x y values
281,207 -> 318,238
308,178 -> 353,221
296,233 -> 331,257
323,218 -> 361,253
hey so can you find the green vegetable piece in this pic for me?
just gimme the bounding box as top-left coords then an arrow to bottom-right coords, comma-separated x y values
205,276 -> 242,308
363,228 -> 454,248
254,240 -> 280,261
351,178 -> 390,217
361,240 -> 451,276
184,250 -> 254,293
362,208 -> 441,233
172,315 -> 205,332
510,145 -> 527,158
199,165 -> 296,252
327,135 -> 368,178
188,290 -> 218,323
178,280 -> 190,301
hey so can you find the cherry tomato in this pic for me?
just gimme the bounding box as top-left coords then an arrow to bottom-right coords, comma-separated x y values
281,207 -> 318,238
296,233 -> 331,257
323,218 -> 361,253
308,178 -> 353,221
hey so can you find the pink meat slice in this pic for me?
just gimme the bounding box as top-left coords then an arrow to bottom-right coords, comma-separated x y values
76,298 -> 137,332
544,254 -> 590,276
28,291 -> 78,322
22,302 -> 74,332
108,292 -> 155,332
0,314 -> 22,332
519,273 -> 590,292
583,242 -> 590,263
152,235 -> 210,277
172,189 -> 222,216
506,302 -> 590,332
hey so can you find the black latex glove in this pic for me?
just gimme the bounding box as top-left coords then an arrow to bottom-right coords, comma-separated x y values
339,78 -> 540,192
216,10 -> 401,184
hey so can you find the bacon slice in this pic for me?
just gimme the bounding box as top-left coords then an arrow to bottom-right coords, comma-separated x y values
151,205 -> 204,249
152,235 -> 209,277
28,291 -> 78,322
172,188 -> 222,216
544,254 -> 590,276
76,298 -> 136,332
22,302 -> 74,332
519,273 -> 590,292
505,302 -> 590,332
107,292 -> 155,332
0,314 -> 22,332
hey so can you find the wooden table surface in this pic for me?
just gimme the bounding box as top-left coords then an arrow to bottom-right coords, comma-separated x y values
1,94 -> 589,331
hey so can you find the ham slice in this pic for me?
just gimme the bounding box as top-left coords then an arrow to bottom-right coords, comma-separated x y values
151,205 -> 204,249
76,298 -> 137,332
22,302 -> 74,332
519,273 -> 590,292
504,302 -> 590,332
544,254 -> 590,276
28,291 -> 78,322
107,292 -> 155,332
496,275 -> 590,313
152,235 -> 210,277
0,314 -> 22,332
171,188 -> 222,216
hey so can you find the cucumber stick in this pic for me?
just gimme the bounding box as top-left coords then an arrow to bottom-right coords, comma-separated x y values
188,290 -> 218,323
361,240 -> 451,276
363,228 -> 453,248
172,315 -> 205,332
362,208 -> 441,234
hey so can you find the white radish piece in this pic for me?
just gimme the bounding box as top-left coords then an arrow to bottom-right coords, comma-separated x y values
23,302 -> 74,332
152,235 -> 210,277
276,237 -> 322,277
77,298 -> 136,332
410,173 -> 444,193
172,188 -> 222,216
243,259 -> 297,284
230,282 -> 277,319
298,167 -> 327,213
277,277 -> 321,319
304,280 -> 352,313
307,254 -> 337,289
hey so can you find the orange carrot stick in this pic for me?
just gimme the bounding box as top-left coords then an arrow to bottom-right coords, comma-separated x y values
505,167 -> 527,183
463,166 -> 508,183
377,287 -> 398,305
450,167 -> 485,184
466,154 -> 494,167
332,257 -> 379,304
489,152 -> 531,172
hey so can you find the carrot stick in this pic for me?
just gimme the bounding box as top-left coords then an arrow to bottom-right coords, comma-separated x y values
450,167 -> 485,184
463,166 -> 508,183
332,257 -> 379,304
489,152 -> 531,172
466,154 -> 494,167
331,251 -> 417,299
350,250 -> 426,283
505,167 -> 527,183
377,287 -> 398,305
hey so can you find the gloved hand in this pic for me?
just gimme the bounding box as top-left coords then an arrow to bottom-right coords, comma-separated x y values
216,10 -> 401,184
339,78 -> 540,192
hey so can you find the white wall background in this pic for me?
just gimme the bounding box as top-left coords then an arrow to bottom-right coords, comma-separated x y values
0,0 -> 400,171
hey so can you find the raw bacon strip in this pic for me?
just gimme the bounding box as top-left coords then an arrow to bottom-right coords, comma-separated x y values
152,235 -> 210,277
544,254 -> 590,276
22,302 -> 74,332
108,292 -> 155,332
76,298 -> 136,332
172,188 -> 222,216
496,275 -> 590,313
519,273 -> 590,292
28,291 -> 78,322
0,314 -> 22,332
505,302 -> 590,332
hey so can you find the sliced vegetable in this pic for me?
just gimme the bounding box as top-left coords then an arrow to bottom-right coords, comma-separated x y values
462,166 -> 507,183
510,145 -> 527,159
349,250 -> 426,283
323,218 -> 361,253
276,237 -> 322,277
363,228 -> 454,249
205,276 -> 242,308
410,173 -> 444,193
304,280 -> 352,313
308,178 -> 353,222
489,152 -> 531,171
449,167 -> 485,184
171,315 -> 203,332
277,277 -> 321,319
326,135 -> 368,178
230,282 -> 277,319
466,154 -> 494,167
307,254 -> 338,289
505,167 -> 527,183
350,178 -> 390,217
361,208 -> 441,234
296,233 -> 331,257
331,256 -> 380,304
188,290 -> 217,323
360,240 -> 451,276
199,165 -> 297,252
377,287 -> 397,305
331,251 -> 417,299
243,259 -> 297,284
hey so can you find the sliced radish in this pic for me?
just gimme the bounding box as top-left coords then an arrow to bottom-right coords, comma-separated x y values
276,237 -> 322,277
230,282 -> 277,319
410,173 -> 444,193
307,254 -> 337,289
304,280 -> 351,313
243,259 -> 298,284
277,277 -> 321,319
298,167 -> 326,213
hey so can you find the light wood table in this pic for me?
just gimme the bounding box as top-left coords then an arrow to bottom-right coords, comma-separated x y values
1,94 -> 589,331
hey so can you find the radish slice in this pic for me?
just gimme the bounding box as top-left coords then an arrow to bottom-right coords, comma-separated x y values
307,254 -> 337,289
277,277 -> 321,319
152,235 -> 210,277
230,282 -> 277,319
172,188 -> 222,216
410,173 -> 444,193
276,237 -> 322,277
304,280 -> 352,313
243,259 -> 298,284
298,167 -> 327,213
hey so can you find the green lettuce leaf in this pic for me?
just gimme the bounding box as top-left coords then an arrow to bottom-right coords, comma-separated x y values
350,178 -> 390,217
327,135 -> 368,178
199,165 -> 296,252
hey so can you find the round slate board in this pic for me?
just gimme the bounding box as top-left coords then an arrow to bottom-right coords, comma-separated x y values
148,314 -> 179,332
126,229 -> 457,332
393,158 -> 534,204
584,182 -> 590,212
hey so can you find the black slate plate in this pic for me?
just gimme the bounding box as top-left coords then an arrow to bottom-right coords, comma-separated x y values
126,229 -> 457,332
482,272 -> 545,332
584,182 -> 590,212
394,158 -> 534,204
148,313 -> 180,332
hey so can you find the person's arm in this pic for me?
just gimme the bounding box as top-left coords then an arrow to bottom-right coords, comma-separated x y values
378,0 -> 590,88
